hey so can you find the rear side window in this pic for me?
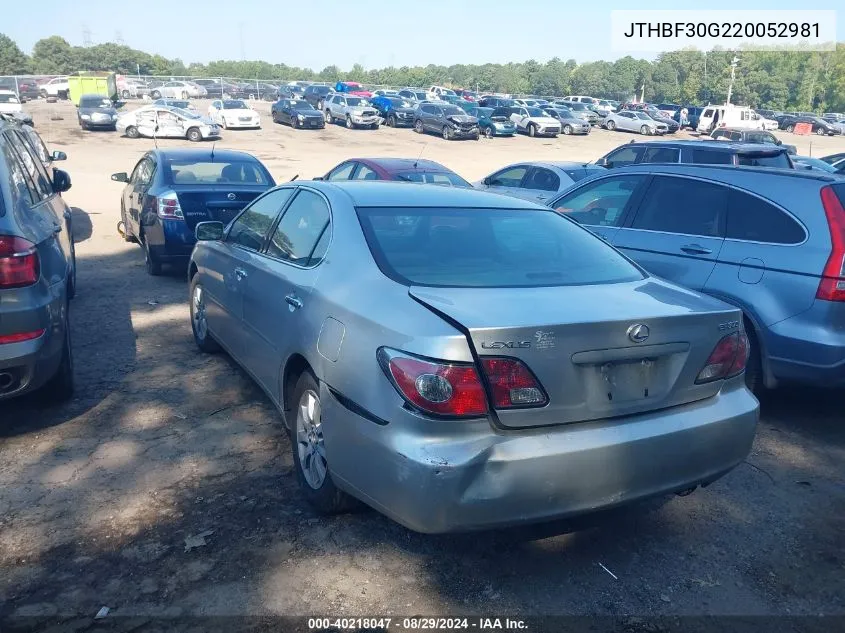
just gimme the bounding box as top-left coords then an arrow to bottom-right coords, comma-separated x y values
604,146 -> 643,168
690,149 -> 733,165
356,207 -> 643,288
641,146 -> 680,163
523,168 -> 560,192
726,189 -> 805,244
737,152 -> 791,168
631,176 -> 727,237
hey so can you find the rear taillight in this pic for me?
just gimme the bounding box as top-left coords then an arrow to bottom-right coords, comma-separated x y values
817,186 -> 845,302
480,358 -> 547,408
156,191 -> 184,219
696,332 -> 749,384
0,329 -> 45,345
378,348 -> 487,418
0,236 -> 40,289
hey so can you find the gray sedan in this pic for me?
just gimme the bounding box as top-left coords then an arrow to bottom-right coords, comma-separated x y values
188,182 -> 758,533
474,161 -> 607,203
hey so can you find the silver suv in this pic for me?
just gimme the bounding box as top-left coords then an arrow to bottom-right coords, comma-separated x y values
0,118 -> 76,401
323,94 -> 380,129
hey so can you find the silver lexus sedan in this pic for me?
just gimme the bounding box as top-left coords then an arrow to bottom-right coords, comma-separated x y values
188,181 -> 759,533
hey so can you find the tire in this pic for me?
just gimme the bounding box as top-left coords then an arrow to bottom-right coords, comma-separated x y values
640,125 -> 651,135
473,133 -> 480,140
816,127 -> 826,136
414,119 -> 424,134
121,89 -> 130,99
442,125 -> 451,140
120,204 -> 135,242
143,237 -> 162,276
151,90 -> 161,99
346,115 -> 354,129
317,99 -> 324,110
371,123 -> 379,130
563,124 -> 573,135
79,120 -> 88,131
43,306 -> 74,403
528,123 -> 537,137
290,117 -> 298,129
186,127 -> 203,142
181,91 -> 188,100
66,239 -> 77,300
39,89 -> 47,99
221,118 -> 228,130
290,371 -> 354,514
190,275 -> 221,353
125,126 -> 140,139
484,125 -> 494,139
325,109 -> 333,124
744,322 -> 763,396
606,120 -> 616,131
388,115 -> 396,127
786,124 -> 794,133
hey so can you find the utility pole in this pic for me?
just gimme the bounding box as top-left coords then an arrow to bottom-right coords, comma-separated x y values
726,56 -> 739,105
82,24 -> 92,47
115,30 -> 124,45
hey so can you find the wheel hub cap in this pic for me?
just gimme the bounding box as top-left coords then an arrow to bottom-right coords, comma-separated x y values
192,286 -> 208,339
296,389 -> 327,489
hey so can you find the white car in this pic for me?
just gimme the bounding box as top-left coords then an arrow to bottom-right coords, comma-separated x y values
509,105 -> 561,137
752,112 -> 780,130
116,105 -> 220,141
207,99 -> 261,129
40,76 -> 69,98
0,90 -> 23,115
156,81 -> 207,99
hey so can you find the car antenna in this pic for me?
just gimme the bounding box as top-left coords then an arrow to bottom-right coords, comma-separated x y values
289,174 -> 298,181
414,143 -> 427,169
210,142 -> 215,161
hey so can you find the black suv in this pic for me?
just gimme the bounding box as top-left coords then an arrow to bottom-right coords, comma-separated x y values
595,140 -> 795,169
710,128 -> 797,154
303,85 -> 332,110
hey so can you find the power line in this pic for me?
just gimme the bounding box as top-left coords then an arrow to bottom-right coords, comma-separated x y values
82,24 -> 92,47
115,30 -> 125,45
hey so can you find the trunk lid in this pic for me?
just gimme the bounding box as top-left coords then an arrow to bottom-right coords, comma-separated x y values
409,280 -> 741,428
175,186 -> 268,229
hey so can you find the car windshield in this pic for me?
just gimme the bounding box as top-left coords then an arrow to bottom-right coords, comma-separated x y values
314,86 -> 331,95
736,152 -> 791,168
172,107 -> 200,119
358,207 -> 643,288
796,157 -> 836,172
292,100 -> 314,110
222,101 -> 248,109
569,103 -> 587,111
0,94 -> 19,103
414,92 -> 427,100
80,97 -> 112,108
634,112 -> 652,120
442,106 -> 464,116
525,107 -> 545,117
394,171 -> 472,187
387,97 -> 406,107
346,97 -> 367,106
158,100 -> 189,108
166,159 -> 269,185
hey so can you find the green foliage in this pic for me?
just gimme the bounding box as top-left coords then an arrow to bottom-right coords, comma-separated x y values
0,33 -> 29,75
5,34 -> 845,111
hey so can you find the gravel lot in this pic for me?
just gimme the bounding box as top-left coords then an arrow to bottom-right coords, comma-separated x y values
1,99 -> 844,629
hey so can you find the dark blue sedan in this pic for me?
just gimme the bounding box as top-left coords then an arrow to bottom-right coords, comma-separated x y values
110,148 -> 275,275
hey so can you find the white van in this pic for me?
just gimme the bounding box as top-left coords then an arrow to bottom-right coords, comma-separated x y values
427,85 -> 456,101
563,95 -> 597,105
697,104 -> 765,133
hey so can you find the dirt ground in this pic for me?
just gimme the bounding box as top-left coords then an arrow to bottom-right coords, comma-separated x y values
1,99 -> 844,629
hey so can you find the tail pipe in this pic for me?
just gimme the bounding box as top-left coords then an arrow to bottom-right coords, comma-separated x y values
0,371 -> 14,391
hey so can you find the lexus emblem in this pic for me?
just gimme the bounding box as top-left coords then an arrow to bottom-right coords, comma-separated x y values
227,193 -> 236,200
627,323 -> 650,344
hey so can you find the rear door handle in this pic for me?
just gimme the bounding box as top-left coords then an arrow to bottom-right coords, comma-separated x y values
285,294 -> 303,310
52,224 -> 63,234
234,267 -> 247,281
680,244 -> 712,255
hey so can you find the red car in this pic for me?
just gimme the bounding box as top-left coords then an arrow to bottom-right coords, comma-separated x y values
335,81 -> 372,98
319,157 -> 472,187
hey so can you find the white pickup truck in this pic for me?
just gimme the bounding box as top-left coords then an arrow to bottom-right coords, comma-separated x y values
40,77 -> 69,99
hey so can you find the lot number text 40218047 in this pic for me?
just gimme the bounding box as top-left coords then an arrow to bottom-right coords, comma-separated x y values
307,617 -> 528,630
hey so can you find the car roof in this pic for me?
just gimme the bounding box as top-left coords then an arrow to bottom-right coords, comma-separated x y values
628,140 -> 787,153
311,181 -> 545,209
152,148 -> 260,162
602,162 -> 837,183
531,161 -> 604,171
355,158 -> 449,172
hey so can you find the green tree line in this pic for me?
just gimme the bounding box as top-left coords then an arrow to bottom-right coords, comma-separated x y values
1,33 -> 844,111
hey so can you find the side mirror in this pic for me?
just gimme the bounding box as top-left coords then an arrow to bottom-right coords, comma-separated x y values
51,150 -> 67,161
594,157 -> 608,167
195,221 -> 224,241
776,139 -> 782,145
53,169 -> 72,193
111,172 -> 129,183
313,176 -> 324,181
481,177 -> 491,186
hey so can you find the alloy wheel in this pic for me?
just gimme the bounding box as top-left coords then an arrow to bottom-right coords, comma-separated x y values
296,389 -> 327,490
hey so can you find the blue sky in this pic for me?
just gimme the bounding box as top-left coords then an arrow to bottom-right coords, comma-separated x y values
3,0 -> 842,69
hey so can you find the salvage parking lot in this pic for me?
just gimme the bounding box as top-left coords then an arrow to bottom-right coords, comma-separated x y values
1,99 -> 844,625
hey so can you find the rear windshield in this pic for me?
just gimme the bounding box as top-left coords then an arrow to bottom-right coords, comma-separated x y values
394,171 -> 471,187
356,207 -> 643,288
737,152 -> 792,168
80,96 -> 111,108
165,159 -> 270,185
222,101 -> 248,109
